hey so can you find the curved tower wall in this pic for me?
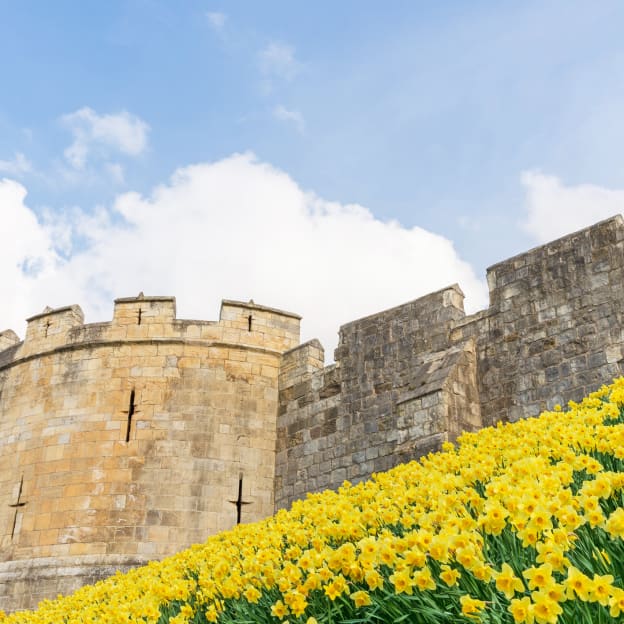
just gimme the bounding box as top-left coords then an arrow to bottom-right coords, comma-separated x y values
0,296 -> 300,610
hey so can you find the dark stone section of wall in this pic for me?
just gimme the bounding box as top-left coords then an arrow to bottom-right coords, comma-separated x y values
276,286 -> 473,510
485,215 -> 624,421
0,344 -> 19,369
276,216 -> 624,510
452,215 -> 624,425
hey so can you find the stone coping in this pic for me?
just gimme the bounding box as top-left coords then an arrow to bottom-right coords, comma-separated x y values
486,214 -> 623,273
220,299 -> 302,320
338,283 -> 464,330
26,305 -> 83,323
114,295 -> 176,304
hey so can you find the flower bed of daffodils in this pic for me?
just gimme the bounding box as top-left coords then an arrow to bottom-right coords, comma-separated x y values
6,380 -> 624,623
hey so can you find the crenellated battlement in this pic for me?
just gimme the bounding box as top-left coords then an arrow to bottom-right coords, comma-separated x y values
1,296 -> 301,368
112,294 -> 177,327
0,330 -> 19,353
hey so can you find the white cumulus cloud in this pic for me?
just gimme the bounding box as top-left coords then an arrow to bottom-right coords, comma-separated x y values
61,107 -> 150,169
522,171 -> 624,243
1,154 -> 487,358
0,152 -> 32,176
0,179 -> 66,335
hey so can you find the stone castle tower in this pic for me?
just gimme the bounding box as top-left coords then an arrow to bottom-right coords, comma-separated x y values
0,297 -> 301,609
2,215 -> 624,610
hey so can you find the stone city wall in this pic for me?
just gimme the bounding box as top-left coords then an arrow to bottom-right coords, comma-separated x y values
275,216 -> 624,509
3,215 -> 624,610
275,286 -> 482,510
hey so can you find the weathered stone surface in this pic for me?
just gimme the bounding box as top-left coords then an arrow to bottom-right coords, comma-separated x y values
0,297 -> 300,611
275,287 -> 482,510
275,215 -> 624,508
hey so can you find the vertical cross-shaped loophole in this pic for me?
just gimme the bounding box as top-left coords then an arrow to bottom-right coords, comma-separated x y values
247,314 -> 253,332
44,320 -> 51,338
229,474 -> 251,524
137,308 -> 142,325
125,389 -> 136,442
9,475 -> 27,540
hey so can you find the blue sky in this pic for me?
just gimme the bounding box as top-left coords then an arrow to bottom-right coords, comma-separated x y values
2,1 -> 624,355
